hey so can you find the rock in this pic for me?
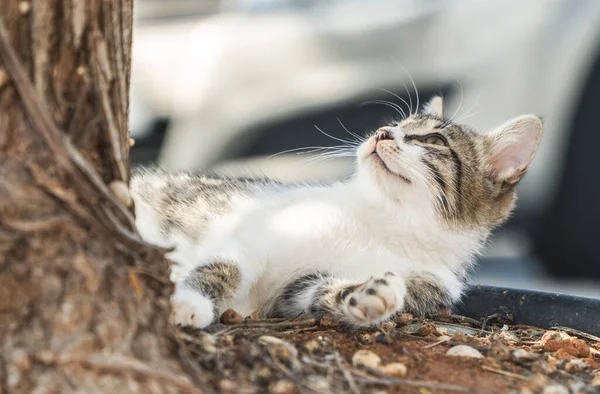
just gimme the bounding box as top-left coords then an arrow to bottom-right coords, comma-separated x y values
531,359 -> 556,375
568,381 -> 587,393
488,338 -> 512,361
220,309 -> 243,325
416,323 -> 437,337
259,336 -> 300,370
34,350 -> 57,365
564,359 -> 588,373
522,374 -> 552,393
446,345 -> 484,359
541,384 -> 569,394
250,366 -> 272,385
319,312 -> 338,328
512,349 -> 539,363
307,376 -> 329,392
498,330 -> 520,344
394,313 -> 414,326
269,379 -> 296,394
352,350 -> 382,369
301,340 -> 321,354
379,362 -> 408,377
543,338 -> 590,358
375,333 -> 390,344
380,321 -> 396,332
358,333 -> 375,344
540,331 -> 571,345
219,379 -> 237,393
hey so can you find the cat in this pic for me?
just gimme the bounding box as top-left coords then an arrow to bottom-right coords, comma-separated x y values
131,96 -> 543,329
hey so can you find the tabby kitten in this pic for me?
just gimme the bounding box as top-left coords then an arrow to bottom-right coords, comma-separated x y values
131,96 -> 542,328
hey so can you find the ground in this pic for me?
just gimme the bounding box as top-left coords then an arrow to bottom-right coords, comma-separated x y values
176,311 -> 600,393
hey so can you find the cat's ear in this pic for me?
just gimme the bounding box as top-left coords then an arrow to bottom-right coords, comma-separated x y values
485,114 -> 543,184
422,96 -> 444,118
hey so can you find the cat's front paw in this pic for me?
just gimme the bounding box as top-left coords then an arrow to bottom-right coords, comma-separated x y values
339,273 -> 406,327
170,286 -> 215,329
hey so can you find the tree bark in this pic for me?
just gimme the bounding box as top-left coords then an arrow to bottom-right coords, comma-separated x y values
0,1 -> 196,392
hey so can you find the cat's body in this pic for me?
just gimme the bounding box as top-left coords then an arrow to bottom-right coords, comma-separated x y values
131,97 -> 543,329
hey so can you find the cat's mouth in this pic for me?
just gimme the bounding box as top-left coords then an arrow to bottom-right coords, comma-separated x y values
370,152 -> 412,184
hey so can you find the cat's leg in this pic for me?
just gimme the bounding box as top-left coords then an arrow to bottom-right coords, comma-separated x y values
403,271 -> 461,316
266,272 -> 407,327
169,247 -> 266,329
171,259 -> 241,328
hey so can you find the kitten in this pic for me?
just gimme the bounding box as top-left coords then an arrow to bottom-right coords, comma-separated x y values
131,96 -> 543,329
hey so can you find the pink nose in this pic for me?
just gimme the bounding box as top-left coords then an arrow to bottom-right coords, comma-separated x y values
376,129 -> 392,141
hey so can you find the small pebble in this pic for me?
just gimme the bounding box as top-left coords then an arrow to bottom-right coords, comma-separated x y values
220,309 -> 243,325
269,379 -> 295,394
512,349 -> 539,363
541,384 -> 569,394
301,340 -> 321,354
307,376 -> 329,392
543,338 -> 590,358
498,330 -> 520,344
34,350 -> 57,365
219,379 -> 237,392
259,336 -> 300,370
540,331 -> 570,345
319,312 -> 337,328
358,333 -> 375,344
446,345 -> 484,359
416,322 -> 437,337
569,381 -> 587,393
198,333 -> 217,353
380,321 -> 396,332
375,333 -> 389,344
352,350 -> 382,369
564,358 -> 588,373
394,313 -> 414,326
379,362 -> 408,377
531,359 -> 555,375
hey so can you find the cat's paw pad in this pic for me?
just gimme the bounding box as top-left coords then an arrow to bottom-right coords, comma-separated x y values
340,273 -> 406,326
170,286 -> 215,329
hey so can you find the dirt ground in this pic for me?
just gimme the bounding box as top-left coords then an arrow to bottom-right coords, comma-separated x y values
176,311 -> 600,394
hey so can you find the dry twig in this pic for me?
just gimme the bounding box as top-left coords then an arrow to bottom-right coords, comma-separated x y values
481,366 -> 529,381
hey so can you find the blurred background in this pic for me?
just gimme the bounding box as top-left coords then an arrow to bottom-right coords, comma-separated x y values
129,0 -> 600,298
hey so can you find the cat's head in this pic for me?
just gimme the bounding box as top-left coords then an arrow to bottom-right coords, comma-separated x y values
356,96 -> 543,230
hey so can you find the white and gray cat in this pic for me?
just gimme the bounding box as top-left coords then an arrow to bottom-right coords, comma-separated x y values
131,96 -> 543,329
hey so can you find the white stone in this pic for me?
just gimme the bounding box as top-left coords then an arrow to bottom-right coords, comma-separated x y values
446,345 -> 484,359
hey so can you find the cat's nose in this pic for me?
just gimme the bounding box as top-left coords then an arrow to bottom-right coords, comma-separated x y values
375,128 -> 393,141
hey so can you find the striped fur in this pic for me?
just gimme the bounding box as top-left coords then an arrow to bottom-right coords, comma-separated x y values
132,96 -> 543,328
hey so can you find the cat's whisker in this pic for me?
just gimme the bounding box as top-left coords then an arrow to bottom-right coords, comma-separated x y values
376,88 -> 409,119
268,145 -> 352,159
453,93 -> 480,125
314,125 -> 361,147
336,118 -> 365,143
360,100 -> 405,118
449,79 -> 464,124
406,70 -> 420,114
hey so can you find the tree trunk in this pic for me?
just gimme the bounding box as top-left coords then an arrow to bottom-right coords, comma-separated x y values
0,2 -> 196,392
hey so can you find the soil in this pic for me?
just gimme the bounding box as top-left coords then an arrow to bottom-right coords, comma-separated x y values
177,312 -> 600,394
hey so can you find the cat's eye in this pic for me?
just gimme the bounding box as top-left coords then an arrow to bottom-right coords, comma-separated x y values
421,133 -> 448,147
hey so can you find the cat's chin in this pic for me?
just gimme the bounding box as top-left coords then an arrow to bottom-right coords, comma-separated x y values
369,152 -> 412,184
